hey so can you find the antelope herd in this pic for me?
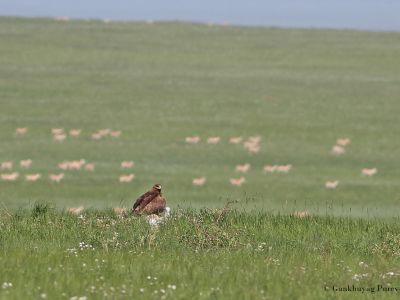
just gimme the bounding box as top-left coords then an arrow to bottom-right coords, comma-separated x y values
0,158 -> 137,183
6,127 -> 130,183
185,135 -> 378,188
3,129 -> 379,191
16,127 -> 122,141
0,157 -> 136,183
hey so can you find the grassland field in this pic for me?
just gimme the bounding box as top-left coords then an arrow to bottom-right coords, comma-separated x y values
0,17 -> 400,299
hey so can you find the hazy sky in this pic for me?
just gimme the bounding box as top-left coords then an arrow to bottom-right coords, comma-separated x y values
1,0 -> 400,31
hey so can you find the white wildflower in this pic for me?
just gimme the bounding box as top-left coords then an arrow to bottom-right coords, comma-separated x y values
358,261 -> 369,268
2,282 -> 12,289
381,271 -> 400,279
352,273 -> 369,281
167,284 -> 177,290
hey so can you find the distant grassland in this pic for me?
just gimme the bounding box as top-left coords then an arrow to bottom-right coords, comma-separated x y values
2,207 -> 400,299
0,17 -> 400,216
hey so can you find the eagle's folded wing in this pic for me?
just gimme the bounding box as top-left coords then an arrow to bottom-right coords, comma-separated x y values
132,191 -> 151,211
133,191 -> 157,212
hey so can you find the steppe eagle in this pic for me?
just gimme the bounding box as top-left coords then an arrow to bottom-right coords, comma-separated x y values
132,184 -> 166,215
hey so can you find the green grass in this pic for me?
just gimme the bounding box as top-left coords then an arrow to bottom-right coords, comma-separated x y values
1,17 -> 400,299
2,207 -> 400,299
0,17 -> 399,216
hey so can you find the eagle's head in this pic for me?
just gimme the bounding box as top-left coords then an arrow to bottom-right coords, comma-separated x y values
153,184 -> 162,191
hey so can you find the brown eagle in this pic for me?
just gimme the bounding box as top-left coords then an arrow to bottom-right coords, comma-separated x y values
132,184 -> 166,215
